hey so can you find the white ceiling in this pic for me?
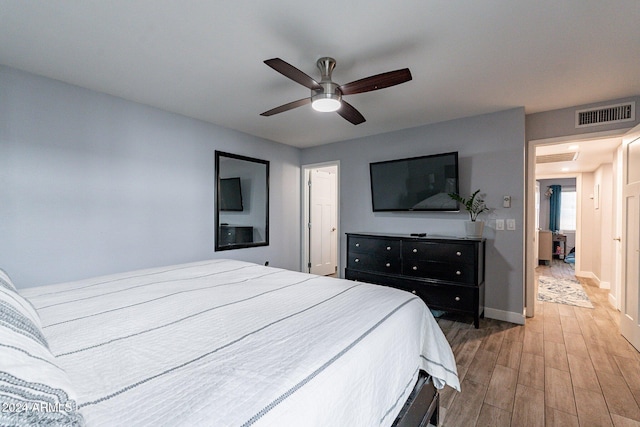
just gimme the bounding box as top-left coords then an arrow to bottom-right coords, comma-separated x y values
535,136 -> 622,176
1,1 -> 639,148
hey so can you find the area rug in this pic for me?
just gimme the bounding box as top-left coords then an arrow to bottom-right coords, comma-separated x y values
537,275 -> 594,308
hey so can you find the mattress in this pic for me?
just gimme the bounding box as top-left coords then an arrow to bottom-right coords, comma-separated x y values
20,259 -> 459,426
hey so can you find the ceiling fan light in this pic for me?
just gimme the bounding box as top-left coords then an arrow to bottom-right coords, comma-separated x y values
312,97 -> 341,112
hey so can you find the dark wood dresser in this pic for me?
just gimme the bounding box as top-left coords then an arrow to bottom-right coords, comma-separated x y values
345,233 -> 485,328
219,225 -> 254,246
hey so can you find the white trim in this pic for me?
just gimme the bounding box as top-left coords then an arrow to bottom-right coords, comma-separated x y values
484,307 -> 525,325
575,270 -> 595,280
608,293 -> 618,309
525,128 -> 631,319
529,129 -> 631,146
575,270 -> 610,289
526,139 -> 537,317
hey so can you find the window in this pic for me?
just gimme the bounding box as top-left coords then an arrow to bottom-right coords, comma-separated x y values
560,190 -> 576,231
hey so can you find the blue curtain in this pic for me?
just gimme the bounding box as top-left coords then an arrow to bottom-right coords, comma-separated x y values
548,185 -> 562,232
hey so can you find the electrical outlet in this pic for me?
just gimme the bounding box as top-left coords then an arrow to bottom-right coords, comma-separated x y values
507,219 -> 516,230
496,219 -> 505,230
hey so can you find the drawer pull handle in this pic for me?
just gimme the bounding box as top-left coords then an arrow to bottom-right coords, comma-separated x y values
386,246 -> 391,251
355,243 -> 360,247
412,290 -> 417,295
385,263 -> 391,267
413,248 -> 418,253
455,296 -> 461,301
456,251 -> 462,256
412,266 -> 418,271
355,258 -> 360,263
455,270 -> 461,276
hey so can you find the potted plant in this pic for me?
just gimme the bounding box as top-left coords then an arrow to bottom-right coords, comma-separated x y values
448,189 -> 489,238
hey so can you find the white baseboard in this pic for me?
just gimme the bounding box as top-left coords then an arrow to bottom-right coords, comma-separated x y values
484,307 -> 525,325
608,293 -> 619,310
575,270 -> 594,280
575,270 -> 612,289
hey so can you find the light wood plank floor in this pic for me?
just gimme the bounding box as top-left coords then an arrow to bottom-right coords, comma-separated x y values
436,260 -> 640,427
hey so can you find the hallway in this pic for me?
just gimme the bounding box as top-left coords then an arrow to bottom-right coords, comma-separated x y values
437,260 -> 640,426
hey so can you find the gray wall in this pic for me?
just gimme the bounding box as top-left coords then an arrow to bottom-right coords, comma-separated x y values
301,108 -> 526,320
0,66 -> 301,288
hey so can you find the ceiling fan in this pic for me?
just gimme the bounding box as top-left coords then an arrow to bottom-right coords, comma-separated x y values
260,57 -> 412,125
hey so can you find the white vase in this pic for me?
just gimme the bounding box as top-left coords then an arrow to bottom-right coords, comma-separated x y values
465,221 -> 485,238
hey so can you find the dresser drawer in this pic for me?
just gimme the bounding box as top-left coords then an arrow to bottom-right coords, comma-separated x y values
403,241 -> 475,264
419,285 -> 475,312
347,253 -> 401,274
349,236 -> 401,258
402,260 -> 476,284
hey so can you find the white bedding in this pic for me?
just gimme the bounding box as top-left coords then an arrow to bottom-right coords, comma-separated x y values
20,259 -> 459,426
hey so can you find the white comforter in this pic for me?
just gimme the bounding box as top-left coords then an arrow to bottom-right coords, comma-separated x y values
21,259 -> 459,426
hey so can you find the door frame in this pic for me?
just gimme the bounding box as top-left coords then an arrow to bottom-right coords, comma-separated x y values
612,144 -> 624,309
301,161 -> 340,274
525,129 -> 628,317
620,124 -> 640,351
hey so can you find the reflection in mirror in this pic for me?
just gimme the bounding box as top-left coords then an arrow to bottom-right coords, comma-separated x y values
215,151 -> 269,251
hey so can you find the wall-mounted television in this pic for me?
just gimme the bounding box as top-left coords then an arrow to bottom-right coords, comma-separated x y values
219,177 -> 244,211
369,152 -> 459,211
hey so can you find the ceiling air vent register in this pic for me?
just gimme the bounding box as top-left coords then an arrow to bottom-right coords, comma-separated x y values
575,102 -> 635,128
536,152 -> 579,164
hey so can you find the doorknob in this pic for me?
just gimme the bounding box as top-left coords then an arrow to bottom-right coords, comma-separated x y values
614,237 -> 621,241
331,227 -> 336,232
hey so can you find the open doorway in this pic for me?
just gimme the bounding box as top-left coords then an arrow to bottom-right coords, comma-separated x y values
536,177 -> 578,265
301,162 -> 339,276
525,131 -> 625,317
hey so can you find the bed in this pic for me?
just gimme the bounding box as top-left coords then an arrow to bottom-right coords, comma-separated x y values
2,259 -> 459,426
411,193 -> 456,210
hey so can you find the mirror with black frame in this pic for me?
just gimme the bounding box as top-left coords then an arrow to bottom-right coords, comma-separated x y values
215,151 -> 269,251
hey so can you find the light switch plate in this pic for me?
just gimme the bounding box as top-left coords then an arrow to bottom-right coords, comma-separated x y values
507,219 -> 516,230
496,219 -> 505,230
503,195 -> 511,208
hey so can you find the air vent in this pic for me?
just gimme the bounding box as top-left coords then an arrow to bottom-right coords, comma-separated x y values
536,152 -> 579,164
576,102 -> 635,128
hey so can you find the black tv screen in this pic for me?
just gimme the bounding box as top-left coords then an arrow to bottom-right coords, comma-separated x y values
219,177 -> 243,211
369,152 -> 459,211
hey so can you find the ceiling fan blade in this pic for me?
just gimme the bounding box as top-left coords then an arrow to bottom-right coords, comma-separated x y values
339,68 -> 412,95
260,98 -> 311,116
337,101 -> 366,125
264,58 -> 321,90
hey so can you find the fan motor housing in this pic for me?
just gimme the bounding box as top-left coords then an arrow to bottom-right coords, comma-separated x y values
312,81 -> 342,100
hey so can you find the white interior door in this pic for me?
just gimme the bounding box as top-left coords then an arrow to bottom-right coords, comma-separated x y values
309,167 -> 337,276
620,124 -> 640,352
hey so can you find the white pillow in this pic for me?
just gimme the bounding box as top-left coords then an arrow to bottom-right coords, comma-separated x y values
0,272 -> 85,426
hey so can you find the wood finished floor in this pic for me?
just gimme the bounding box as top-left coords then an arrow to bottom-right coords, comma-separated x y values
435,260 -> 640,427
